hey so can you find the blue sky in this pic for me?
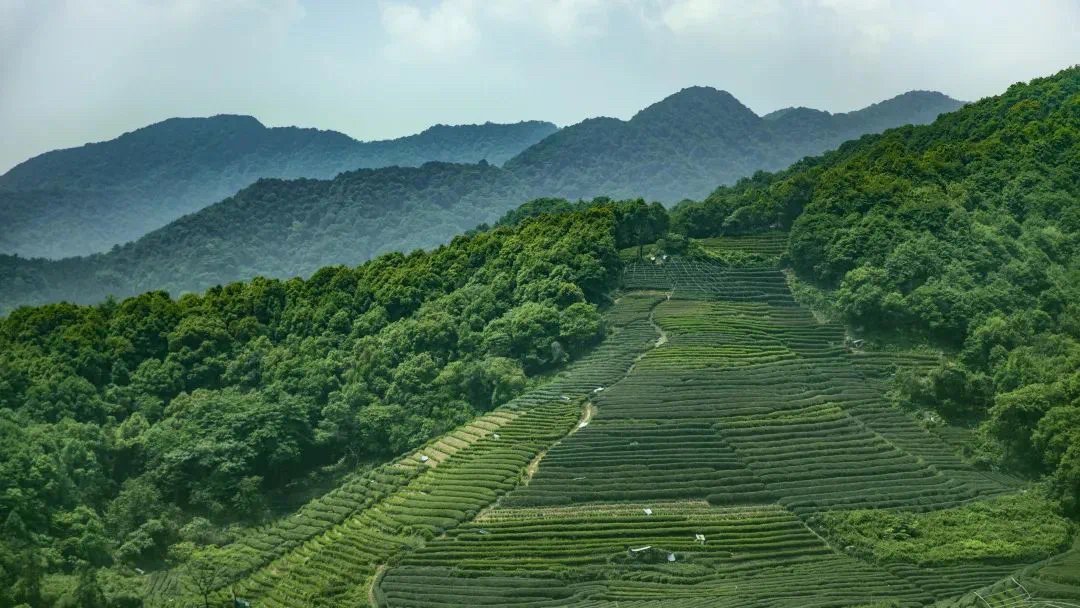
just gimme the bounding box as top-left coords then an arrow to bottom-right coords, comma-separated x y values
1,0 -> 1078,172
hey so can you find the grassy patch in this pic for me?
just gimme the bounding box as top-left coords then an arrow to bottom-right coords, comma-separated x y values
813,492 -> 1073,566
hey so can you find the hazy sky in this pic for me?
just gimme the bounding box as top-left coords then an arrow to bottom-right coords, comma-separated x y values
2,0 -> 1078,173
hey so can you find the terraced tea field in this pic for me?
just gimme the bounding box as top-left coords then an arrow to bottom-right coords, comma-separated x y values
381,502 -> 941,607
205,250 -> 1075,607
698,231 -> 789,263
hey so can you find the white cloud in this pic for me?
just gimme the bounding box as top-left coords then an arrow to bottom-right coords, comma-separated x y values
815,0 -> 895,57
816,0 -> 889,12
0,0 -> 35,77
661,0 -> 782,34
659,0 -> 902,57
488,0 -> 615,41
380,0 -> 479,61
378,0 -> 621,62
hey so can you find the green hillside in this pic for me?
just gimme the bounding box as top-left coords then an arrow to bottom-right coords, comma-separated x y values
0,117 -> 556,259
672,66 -> 1080,515
0,202 -> 667,606
145,250 -> 1074,607
374,259 -> 1065,607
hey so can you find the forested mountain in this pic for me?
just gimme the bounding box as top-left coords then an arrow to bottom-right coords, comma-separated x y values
762,90 -> 965,162
0,116 -> 556,258
674,66 -> 1080,511
504,87 -> 964,202
0,162 -> 531,312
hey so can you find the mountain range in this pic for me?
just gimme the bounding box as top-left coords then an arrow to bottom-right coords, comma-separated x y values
0,87 -> 964,313
0,117 -> 556,259
0,162 -> 528,311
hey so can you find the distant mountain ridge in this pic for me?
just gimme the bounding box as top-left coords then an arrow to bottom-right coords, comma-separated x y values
763,90 -> 966,149
0,116 -> 557,258
505,87 -> 964,202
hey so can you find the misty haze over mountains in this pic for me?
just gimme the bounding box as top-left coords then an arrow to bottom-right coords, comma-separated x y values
1,87 -> 961,261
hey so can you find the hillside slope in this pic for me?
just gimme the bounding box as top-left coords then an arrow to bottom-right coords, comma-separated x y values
1,62 -> 1078,604
0,203 -> 667,607
0,116 -> 557,258
505,87 -> 963,202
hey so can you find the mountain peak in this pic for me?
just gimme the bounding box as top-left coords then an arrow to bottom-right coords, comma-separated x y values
637,85 -> 746,111
631,85 -> 760,127
127,114 -> 267,139
843,90 -> 965,125
762,106 -> 832,122
668,85 -> 739,101
889,89 -> 959,102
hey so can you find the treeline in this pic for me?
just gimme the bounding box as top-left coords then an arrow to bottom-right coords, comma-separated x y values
674,67 -> 1080,513
0,201 -> 668,606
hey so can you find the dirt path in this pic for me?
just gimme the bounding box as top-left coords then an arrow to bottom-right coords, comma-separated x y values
579,401 -> 595,427
368,564 -> 387,607
522,293 -> 668,484
651,301 -> 669,347
521,400 -> 595,483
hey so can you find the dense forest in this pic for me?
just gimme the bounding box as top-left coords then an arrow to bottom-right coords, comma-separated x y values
673,67 -> 1080,513
0,117 -> 556,258
0,200 -> 666,606
504,87 -> 963,202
